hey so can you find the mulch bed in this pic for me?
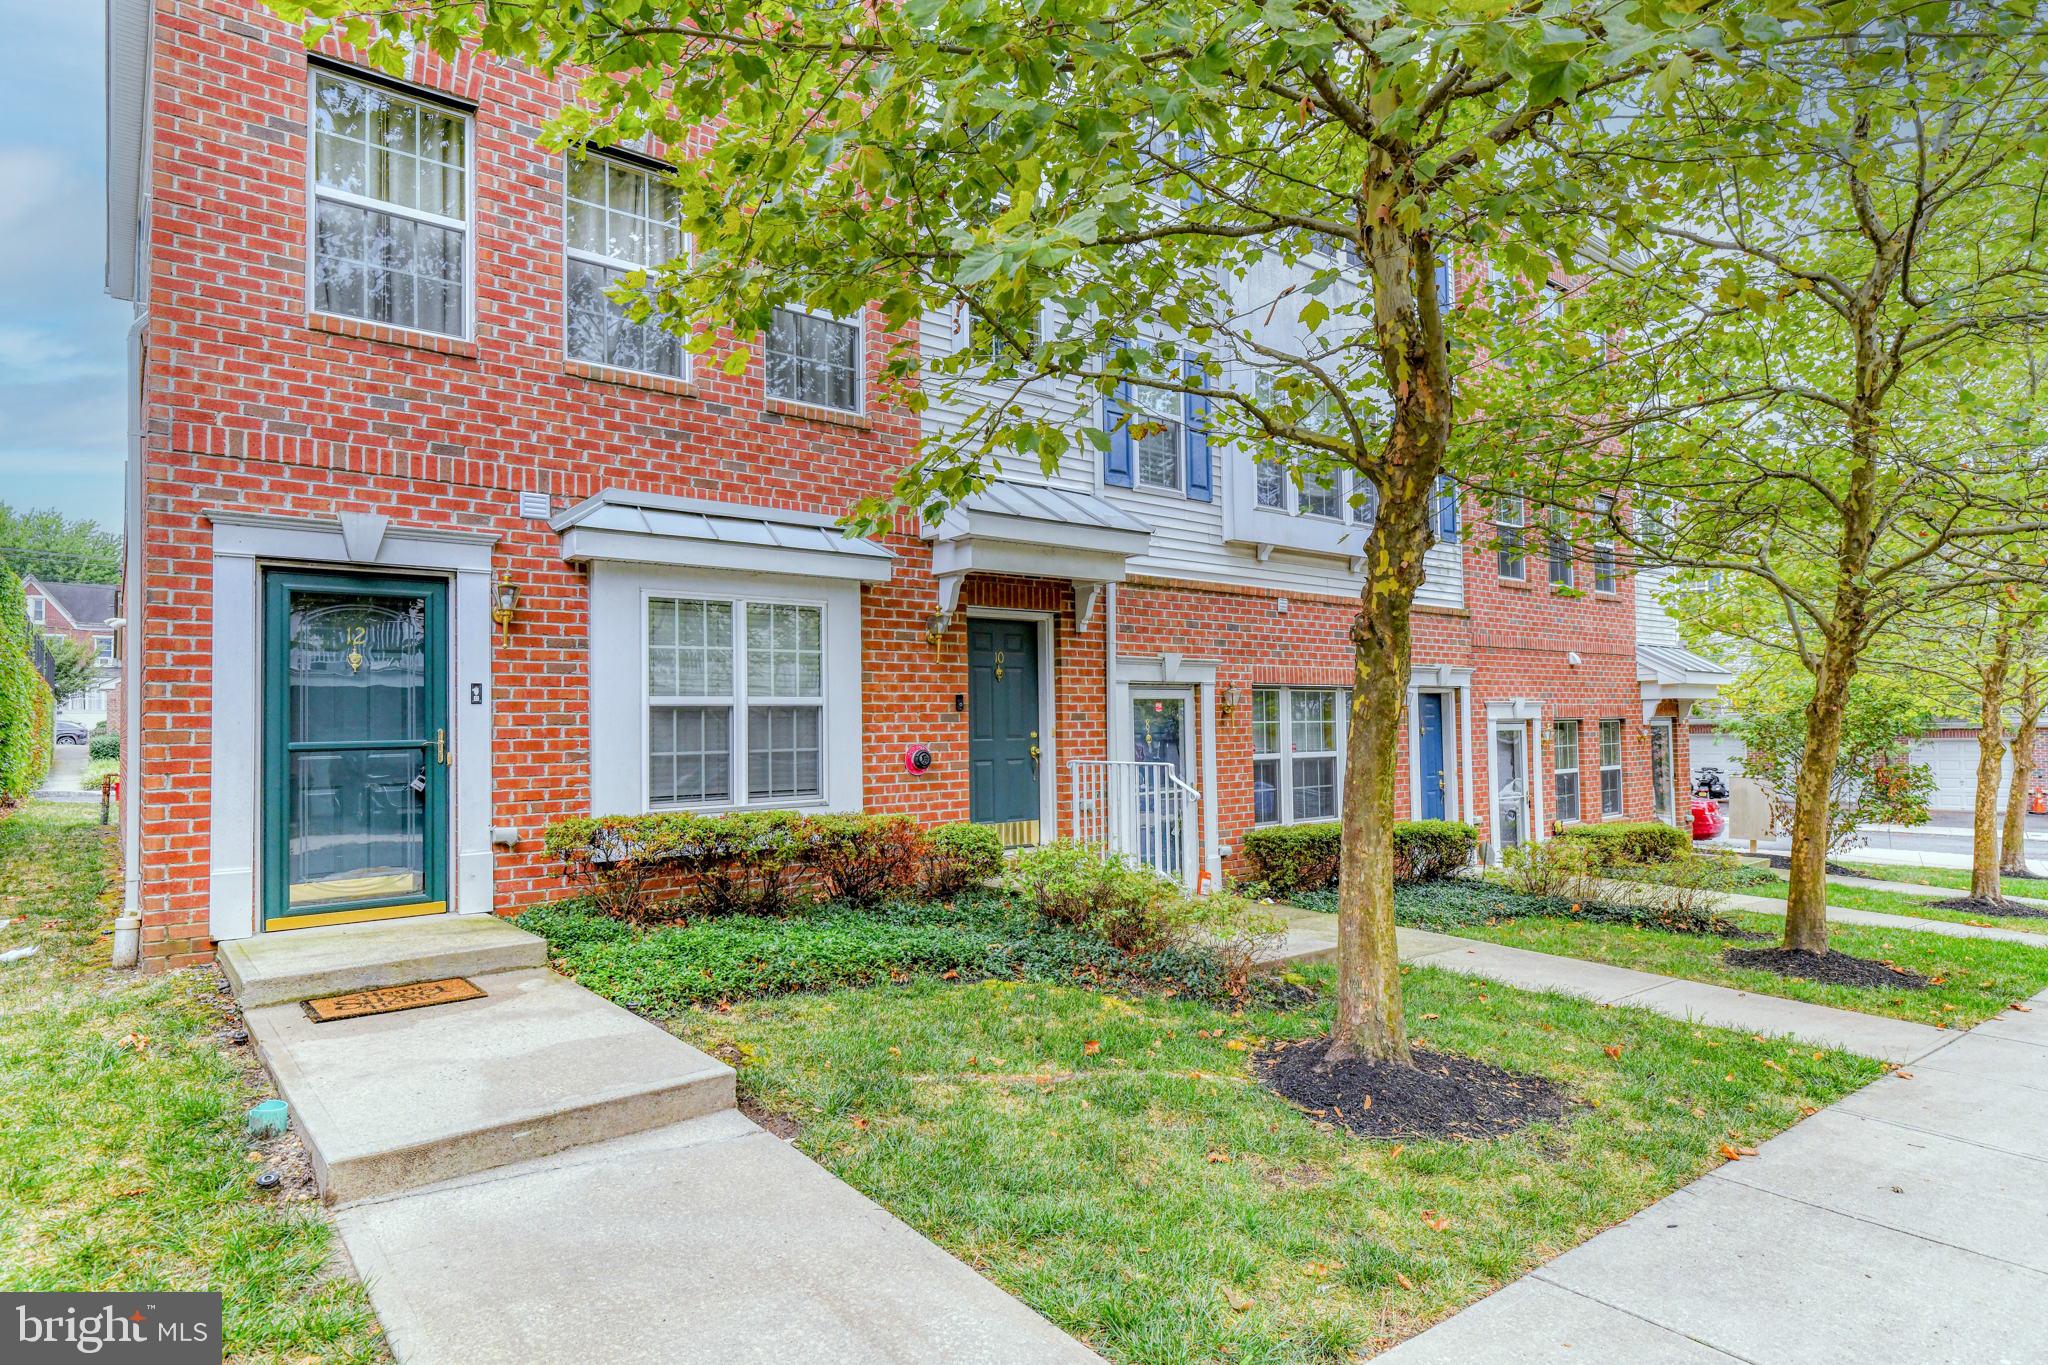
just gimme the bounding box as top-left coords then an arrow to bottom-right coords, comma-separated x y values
1761,853 -> 1862,879
1253,1035 -> 1574,1140
1928,896 -> 2048,921
1722,946 -> 1931,990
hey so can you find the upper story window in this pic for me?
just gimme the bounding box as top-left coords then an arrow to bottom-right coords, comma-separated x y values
1104,353 -> 1212,502
94,636 -> 115,664
1495,496 -> 1526,580
25,596 -> 43,626
1592,496 -> 1618,593
1547,513 -> 1574,589
766,308 -> 860,412
1128,381 -> 1185,491
310,70 -> 469,338
968,305 -> 1046,368
566,157 -> 685,378
1250,377 -> 1376,526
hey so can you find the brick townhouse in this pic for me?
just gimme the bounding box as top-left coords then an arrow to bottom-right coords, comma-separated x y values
21,577 -> 121,728
103,0 -> 1730,969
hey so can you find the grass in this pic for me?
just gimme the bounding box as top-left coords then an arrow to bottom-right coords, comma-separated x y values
79,757 -> 118,792
1743,877 -> 2047,928
1429,908 -> 2048,1028
530,899 -> 1881,1363
1835,861 -> 2048,902
0,803 -> 387,1364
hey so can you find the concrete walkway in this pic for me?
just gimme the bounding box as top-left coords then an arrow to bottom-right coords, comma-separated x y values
1261,909 -> 1952,1063
34,742 -> 98,804
226,916 -> 1100,1365
1823,870 -> 2048,912
1374,986 -> 2048,1365
1710,887 -> 2048,949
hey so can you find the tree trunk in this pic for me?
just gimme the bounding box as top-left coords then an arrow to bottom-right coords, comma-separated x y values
2002,671 -> 2044,877
1326,226 -> 1449,1066
1970,630 -> 2015,901
1782,632 -> 1858,953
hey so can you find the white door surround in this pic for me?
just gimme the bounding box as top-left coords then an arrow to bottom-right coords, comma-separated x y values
204,510 -> 498,943
1407,665 -> 1475,826
1113,654 -> 1224,883
1485,698 -> 1547,863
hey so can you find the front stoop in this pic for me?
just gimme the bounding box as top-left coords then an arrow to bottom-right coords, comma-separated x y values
243,967 -> 735,1205
220,914 -> 547,1008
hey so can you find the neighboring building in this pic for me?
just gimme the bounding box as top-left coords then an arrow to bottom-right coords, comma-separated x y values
21,576 -> 121,728
103,2 -> 1727,970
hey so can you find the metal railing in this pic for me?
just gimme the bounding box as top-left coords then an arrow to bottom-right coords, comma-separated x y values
1070,759 -> 1202,889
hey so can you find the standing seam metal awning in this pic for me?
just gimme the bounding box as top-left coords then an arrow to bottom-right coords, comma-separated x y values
920,481 -> 1154,625
553,489 -> 894,581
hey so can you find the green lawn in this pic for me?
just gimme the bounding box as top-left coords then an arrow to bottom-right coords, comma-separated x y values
0,804 -> 387,1364
532,897 -> 1880,1363
1431,909 -> 2048,1028
1746,877 -> 2048,928
1836,861 -> 2048,901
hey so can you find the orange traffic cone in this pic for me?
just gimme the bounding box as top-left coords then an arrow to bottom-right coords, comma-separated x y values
2030,786 -> 2046,816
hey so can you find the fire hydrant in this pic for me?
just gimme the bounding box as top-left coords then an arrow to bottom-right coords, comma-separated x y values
2030,785 -> 2047,816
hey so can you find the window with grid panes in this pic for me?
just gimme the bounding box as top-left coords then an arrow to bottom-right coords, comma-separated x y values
646,597 -> 824,807
1553,720 -> 1581,823
1599,719 -> 1624,816
565,156 -> 684,377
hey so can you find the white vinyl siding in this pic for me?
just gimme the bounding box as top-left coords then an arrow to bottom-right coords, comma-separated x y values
310,70 -> 469,337
565,157 -> 685,378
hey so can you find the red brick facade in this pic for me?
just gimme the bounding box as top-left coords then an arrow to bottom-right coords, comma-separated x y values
124,3 -> 1694,968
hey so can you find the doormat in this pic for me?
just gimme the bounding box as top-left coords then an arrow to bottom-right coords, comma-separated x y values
304,977 -> 485,1023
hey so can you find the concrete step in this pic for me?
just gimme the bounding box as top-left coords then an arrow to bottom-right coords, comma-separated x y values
220,913 -> 547,1007
335,1113 -> 1105,1364
245,968 -> 734,1204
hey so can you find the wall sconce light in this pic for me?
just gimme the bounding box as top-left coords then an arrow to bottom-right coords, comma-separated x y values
1218,683 -> 1240,719
925,611 -> 953,648
491,572 -> 520,641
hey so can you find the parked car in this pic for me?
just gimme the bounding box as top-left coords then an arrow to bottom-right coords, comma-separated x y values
1691,797 -> 1726,841
54,719 -> 88,745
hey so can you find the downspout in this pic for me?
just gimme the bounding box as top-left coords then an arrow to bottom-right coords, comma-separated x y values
117,308 -> 148,952
1103,583 -> 1118,761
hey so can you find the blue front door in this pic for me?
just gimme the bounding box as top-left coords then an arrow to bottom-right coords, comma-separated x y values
1417,692 -> 1447,820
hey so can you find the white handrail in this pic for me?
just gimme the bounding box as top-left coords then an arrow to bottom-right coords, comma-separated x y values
1070,759 -> 1202,889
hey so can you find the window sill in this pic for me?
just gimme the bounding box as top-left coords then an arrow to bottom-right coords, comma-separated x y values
565,359 -> 696,398
1497,576 -> 1534,589
766,397 -> 869,429
309,312 -> 478,359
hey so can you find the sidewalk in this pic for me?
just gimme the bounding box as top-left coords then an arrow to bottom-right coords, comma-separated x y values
1260,910 -> 1951,1063
1374,986 -> 2048,1364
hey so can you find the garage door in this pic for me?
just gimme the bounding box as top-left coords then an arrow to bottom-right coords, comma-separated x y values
1908,738 -> 2010,813
1690,732 -> 1747,781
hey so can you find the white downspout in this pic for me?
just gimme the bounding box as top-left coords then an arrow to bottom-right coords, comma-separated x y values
1103,583 -> 1118,761
120,309 -> 147,926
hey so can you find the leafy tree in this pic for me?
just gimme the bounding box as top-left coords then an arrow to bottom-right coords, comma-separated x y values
282,0 -> 1716,1065
37,635 -> 103,710
0,505 -> 120,585
1482,11 -> 2048,954
2002,637 -> 2047,879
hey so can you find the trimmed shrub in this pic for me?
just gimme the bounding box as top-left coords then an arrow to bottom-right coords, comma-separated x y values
1001,840 -> 1181,953
1553,821 -> 1691,867
803,813 -> 921,908
672,810 -> 806,915
1241,819 -> 1478,896
0,565 -> 53,803
542,812 -> 704,918
88,730 -> 119,762
922,822 -> 1004,898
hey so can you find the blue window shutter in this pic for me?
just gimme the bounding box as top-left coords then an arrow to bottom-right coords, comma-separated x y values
1183,357 -> 1212,502
1435,261 -> 1452,307
1434,474 -> 1460,540
1103,376 -> 1134,488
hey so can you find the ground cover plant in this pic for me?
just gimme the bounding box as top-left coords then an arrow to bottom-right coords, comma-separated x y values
0,804 -> 386,1363
619,965 -> 1879,1362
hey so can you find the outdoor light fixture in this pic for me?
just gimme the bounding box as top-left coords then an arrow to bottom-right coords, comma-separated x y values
1218,683 -> 1240,719
492,572 -> 520,641
925,611 -> 953,648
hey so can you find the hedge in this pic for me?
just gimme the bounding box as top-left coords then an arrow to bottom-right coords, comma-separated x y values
1240,819 -> 1478,896
88,729 -> 120,762
543,810 -> 1006,918
0,565 -> 52,802
1552,821 -> 1691,867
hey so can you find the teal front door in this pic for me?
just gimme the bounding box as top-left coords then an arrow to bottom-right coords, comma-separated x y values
261,571 -> 450,931
967,618 -> 1041,846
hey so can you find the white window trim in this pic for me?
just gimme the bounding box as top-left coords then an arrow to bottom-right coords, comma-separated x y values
1599,718 -> 1625,817
1553,718 -> 1581,825
1496,496 -> 1527,581
766,305 -> 865,414
26,597 -> 43,625
588,561 -> 863,817
305,66 -> 476,342
562,153 -> 689,382
1547,516 -> 1574,590
1126,379 -> 1187,494
1251,685 -> 1347,826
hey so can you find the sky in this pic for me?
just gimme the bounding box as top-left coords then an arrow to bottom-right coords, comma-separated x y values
0,1 -> 133,536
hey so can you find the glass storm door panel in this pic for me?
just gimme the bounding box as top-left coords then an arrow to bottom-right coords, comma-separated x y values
1417,692 -> 1448,820
1651,722 -> 1676,823
1494,728 -> 1527,850
262,571 -> 449,930
1132,692 -> 1192,878
966,618 -> 1041,845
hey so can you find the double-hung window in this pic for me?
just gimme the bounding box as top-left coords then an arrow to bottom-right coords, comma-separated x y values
766,309 -> 860,412
1553,720 -> 1581,824
94,636 -> 115,665
1592,497 -> 1618,593
1598,719 -> 1624,816
1547,512 -> 1574,589
310,70 -> 469,337
1128,380 -> 1185,491
25,597 -> 42,626
646,597 -> 825,808
566,157 -> 684,378
1252,687 -> 1342,824
1496,496 -> 1526,580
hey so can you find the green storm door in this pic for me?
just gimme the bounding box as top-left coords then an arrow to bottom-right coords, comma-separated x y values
261,571 -> 450,931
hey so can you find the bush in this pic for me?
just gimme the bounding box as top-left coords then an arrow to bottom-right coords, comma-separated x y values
1494,839 -> 1595,900
1553,821 -> 1690,867
804,813 -> 921,908
1002,840 -> 1182,953
1178,892 -> 1288,999
0,565 -> 53,802
1240,819 -> 1478,896
87,730 -> 119,762
1395,876 -> 1748,938
543,812 -> 705,918
922,822 -> 1004,898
